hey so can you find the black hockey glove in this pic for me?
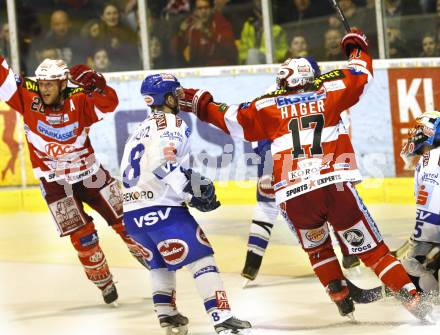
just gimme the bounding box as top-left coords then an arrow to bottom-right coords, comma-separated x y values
183,169 -> 220,212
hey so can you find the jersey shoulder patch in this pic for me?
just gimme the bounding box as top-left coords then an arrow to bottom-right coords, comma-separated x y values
151,111 -> 168,130
66,87 -> 84,98
311,70 -> 345,89
254,88 -> 287,101
23,78 -> 39,93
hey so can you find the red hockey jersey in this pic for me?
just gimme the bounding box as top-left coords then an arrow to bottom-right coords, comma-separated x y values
195,50 -> 373,204
0,57 -> 118,183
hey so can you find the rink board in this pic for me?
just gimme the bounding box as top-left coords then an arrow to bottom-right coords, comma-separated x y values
0,177 -> 414,213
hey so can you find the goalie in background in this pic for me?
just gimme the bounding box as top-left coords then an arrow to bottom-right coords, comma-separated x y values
400,110 -> 440,296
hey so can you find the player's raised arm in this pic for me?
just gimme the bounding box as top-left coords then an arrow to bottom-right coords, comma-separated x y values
326,28 -> 373,112
69,64 -> 118,119
0,55 -> 28,114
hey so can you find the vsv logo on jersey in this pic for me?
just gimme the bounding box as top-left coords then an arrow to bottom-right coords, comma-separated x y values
134,207 -> 172,227
37,120 -> 78,141
276,90 -> 326,108
153,161 -> 179,180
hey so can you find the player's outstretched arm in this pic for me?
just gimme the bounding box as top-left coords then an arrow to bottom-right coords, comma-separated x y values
69,64 -> 118,113
179,88 -> 267,142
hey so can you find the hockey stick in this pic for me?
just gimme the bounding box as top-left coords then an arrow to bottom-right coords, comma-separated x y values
327,0 -> 351,33
346,279 -> 384,304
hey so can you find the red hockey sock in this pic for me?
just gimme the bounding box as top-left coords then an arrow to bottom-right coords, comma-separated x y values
77,244 -> 113,289
306,240 -> 344,288
359,244 -> 413,292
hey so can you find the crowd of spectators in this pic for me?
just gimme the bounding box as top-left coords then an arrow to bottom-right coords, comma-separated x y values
0,0 -> 439,75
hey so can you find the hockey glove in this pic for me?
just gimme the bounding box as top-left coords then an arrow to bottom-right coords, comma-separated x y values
182,169 -> 220,212
69,64 -> 106,92
179,88 -> 213,117
341,28 -> 368,57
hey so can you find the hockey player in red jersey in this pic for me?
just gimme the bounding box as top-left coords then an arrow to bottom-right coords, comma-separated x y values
0,57 -> 150,305
178,29 -> 432,320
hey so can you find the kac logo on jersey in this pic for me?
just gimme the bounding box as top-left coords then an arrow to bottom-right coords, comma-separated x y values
45,142 -> 76,158
134,207 -> 171,227
37,120 -> 78,142
276,90 -> 326,108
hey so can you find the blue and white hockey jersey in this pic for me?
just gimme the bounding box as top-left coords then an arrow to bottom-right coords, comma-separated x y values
413,147 -> 440,243
120,110 -> 192,212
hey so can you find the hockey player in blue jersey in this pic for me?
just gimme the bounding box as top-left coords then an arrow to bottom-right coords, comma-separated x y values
120,73 -> 252,335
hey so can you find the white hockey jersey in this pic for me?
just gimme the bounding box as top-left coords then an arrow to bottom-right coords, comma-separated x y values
413,147 -> 440,243
120,110 -> 191,211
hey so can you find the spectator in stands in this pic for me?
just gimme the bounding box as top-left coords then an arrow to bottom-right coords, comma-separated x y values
384,0 -> 422,16
238,0 -> 287,64
91,47 -> 113,72
35,46 -> 59,64
150,35 -> 168,69
162,0 -> 191,18
419,0 -> 436,13
285,34 -> 308,58
387,25 -> 411,57
171,0 -> 237,67
274,0 -> 329,24
120,0 -> 138,32
29,10 -> 87,69
419,33 -> 439,56
99,2 -> 141,71
323,28 -> 343,61
54,0 -> 105,20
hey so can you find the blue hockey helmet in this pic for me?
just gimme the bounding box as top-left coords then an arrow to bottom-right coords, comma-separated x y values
401,111 -> 440,166
140,73 -> 182,106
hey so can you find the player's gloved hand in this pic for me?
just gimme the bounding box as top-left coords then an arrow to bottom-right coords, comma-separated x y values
182,169 -> 220,212
341,28 -> 368,57
179,88 -> 213,116
69,64 -> 106,92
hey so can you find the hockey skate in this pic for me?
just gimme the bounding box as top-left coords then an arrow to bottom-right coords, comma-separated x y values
214,316 -> 252,334
327,280 -> 355,319
159,313 -> 189,335
241,251 -> 263,288
342,255 -> 360,269
102,282 -> 118,306
395,288 -> 433,322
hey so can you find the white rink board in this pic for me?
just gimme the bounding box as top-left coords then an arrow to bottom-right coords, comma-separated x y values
90,67 -> 392,181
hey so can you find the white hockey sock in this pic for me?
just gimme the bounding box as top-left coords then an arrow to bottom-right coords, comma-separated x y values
248,220 -> 274,256
186,256 -> 232,325
249,201 -> 278,255
150,268 -> 178,319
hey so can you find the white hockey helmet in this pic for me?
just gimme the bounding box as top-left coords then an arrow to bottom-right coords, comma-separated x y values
276,57 -> 316,89
35,58 -> 69,81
